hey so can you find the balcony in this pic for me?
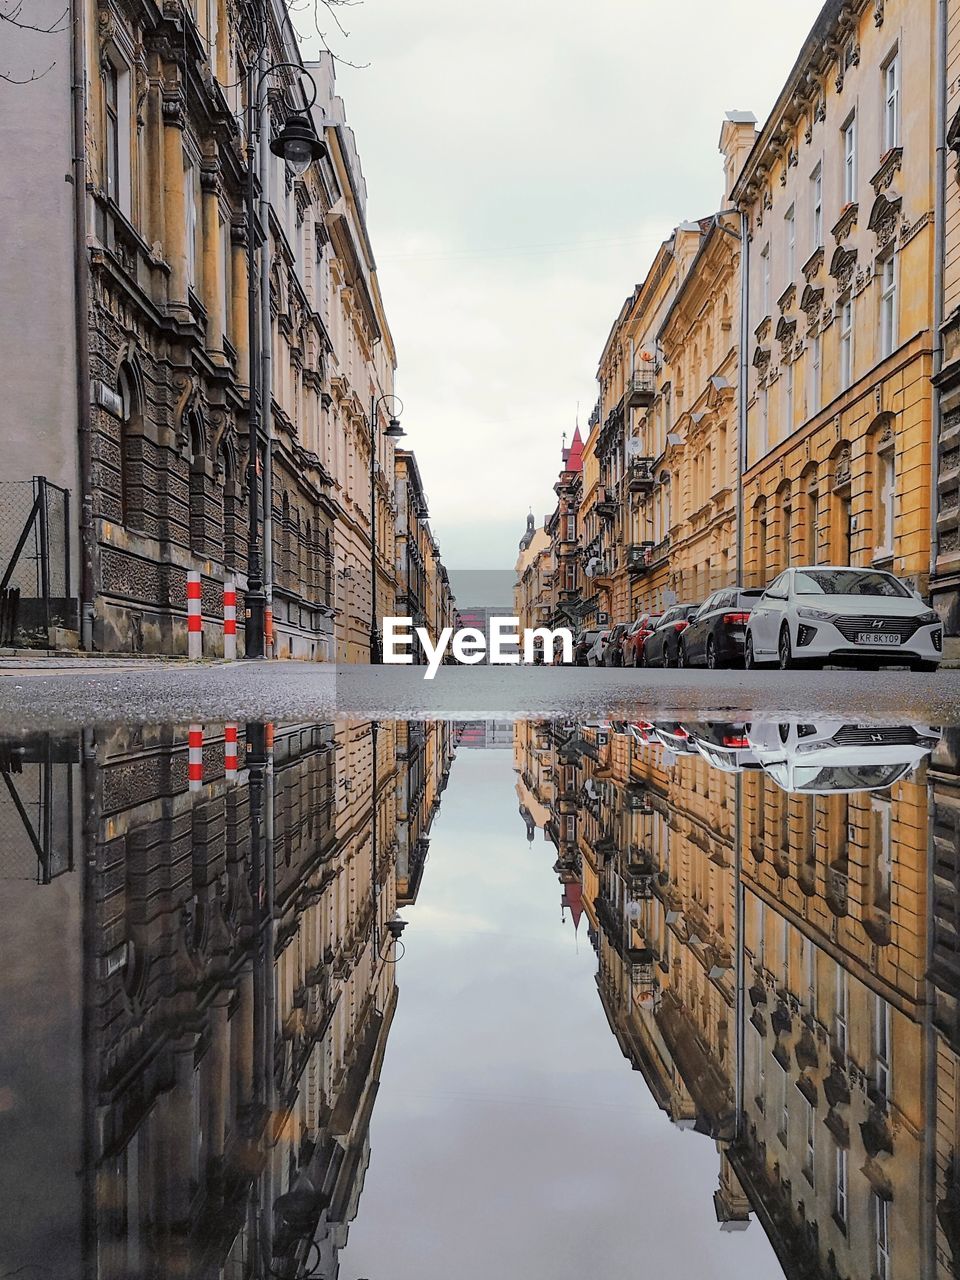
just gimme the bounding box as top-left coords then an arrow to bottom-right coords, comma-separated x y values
626,369 -> 656,407
595,486 -> 619,520
626,542 -> 655,576
588,400 -> 601,429
626,458 -> 655,493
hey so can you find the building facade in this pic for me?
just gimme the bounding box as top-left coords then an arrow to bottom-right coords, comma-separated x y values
0,0 -> 449,661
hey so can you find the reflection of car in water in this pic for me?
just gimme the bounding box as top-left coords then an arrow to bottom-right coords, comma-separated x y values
746,720 -> 941,794
650,722 -> 701,755
683,722 -> 761,773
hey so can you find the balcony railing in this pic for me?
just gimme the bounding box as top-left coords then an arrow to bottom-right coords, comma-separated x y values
596,486 -> 619,519
588,400 -> 601,429
626,369 -> 656,407
626,542 -> 655,576
626,458 -> 655,493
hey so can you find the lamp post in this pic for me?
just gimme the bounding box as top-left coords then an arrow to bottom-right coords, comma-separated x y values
368,394 -> 405,663
243,59 -> 326,659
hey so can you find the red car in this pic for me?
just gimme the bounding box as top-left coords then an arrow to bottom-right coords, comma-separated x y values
621,614 -> 662,667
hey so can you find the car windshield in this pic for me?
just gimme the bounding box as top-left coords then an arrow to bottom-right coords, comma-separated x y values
793,569 -> 910,598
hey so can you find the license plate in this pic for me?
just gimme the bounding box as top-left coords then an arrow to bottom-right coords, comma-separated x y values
856,632 -> 901,646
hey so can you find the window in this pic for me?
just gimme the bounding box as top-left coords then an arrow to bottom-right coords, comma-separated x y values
805,936 -> 817,1016
876,1194 -> 891,1280
880,254 -> 898,357
565,512 -> 576,542
779,913 -> 789,981
804,1098 -> 816,1183
761,243 -> 771,315
104,63 -> 120,204
884,51 -> 901,151
755,1027 -> 765,1108
785,206 -> 796,281
842,114 -> 858,204
103,58 -> 132,216
834,964 -> 848,1057
874,993 -> 892,1100
835,1145 -> 848,1227
756,895 -> 766,967
778,1064 -> 789,1143
840,298 -> 854,389
759,384 -> 769,456
811,164 -> 823,247
784,361 -> 795,435
876,445 -> 895,555
810,332 -> 822,414
184,155 -> 200,286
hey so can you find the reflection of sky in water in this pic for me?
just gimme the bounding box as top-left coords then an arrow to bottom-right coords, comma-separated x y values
340,751 -> 782,1280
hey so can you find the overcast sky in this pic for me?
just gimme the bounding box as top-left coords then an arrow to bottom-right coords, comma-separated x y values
295,0 -> 824,572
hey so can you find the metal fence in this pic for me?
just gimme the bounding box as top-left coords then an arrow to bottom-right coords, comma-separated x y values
0,477 -> 73,647
0,736 -> 77,883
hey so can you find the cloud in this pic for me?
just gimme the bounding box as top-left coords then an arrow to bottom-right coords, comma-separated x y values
294,0 -> 824,569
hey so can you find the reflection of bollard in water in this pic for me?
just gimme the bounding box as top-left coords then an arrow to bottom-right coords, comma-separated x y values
188,724 -> 203,790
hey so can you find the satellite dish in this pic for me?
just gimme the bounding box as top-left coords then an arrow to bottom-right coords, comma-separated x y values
625,436 -> 645,458
625,900 -> 643,922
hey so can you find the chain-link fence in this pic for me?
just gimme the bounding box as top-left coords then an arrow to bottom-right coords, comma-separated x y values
0,477 -> 74,646
0,737 -> 77,883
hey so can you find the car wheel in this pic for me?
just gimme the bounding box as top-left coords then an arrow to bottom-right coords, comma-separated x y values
706,638 -> 718,670
745,635 -> 760,670
663,646 -> 673,669
677,641 -> 687,669
910,660 -> 940,673
778,625 -> 796,671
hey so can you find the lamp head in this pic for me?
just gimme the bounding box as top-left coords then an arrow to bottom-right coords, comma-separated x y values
270,113 -> 326,176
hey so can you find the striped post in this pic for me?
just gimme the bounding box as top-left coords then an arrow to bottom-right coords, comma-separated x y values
187,570 -> 202,661
224,722 -> 239,782
223,578 -> 237,661
188,724 -> 204,791
265,598 -> 274,659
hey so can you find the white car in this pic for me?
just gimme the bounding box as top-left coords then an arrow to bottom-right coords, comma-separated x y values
746,719 -> 941,794
586,629 -> 611,666
744,566 -> 942,671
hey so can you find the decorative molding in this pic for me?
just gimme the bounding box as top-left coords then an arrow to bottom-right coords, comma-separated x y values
800,283 -> 824,324
870,147 -> 903,195
778,283 -> 797,315
832,202 -> 859,244
868,191 -> 903,249
830,245 -> 858,292
802,246 -> 825,282
755,316 -> 772,344
874,0 -> 885,26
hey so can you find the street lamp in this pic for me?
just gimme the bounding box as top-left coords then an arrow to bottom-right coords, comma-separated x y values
244,60 -> 326,659
369,393 -> 405,663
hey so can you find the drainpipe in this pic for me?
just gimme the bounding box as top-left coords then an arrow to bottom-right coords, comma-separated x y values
259,62 -> 275,657
932,0 -> 948,597
71,0 -> 94,649
736,208 -> 750,587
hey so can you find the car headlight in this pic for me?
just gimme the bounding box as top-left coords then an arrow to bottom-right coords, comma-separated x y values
797,608 -> 836,622
916,610 -> 939,626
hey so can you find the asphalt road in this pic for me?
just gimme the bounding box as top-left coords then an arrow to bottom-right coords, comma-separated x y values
1,659 -> 960,728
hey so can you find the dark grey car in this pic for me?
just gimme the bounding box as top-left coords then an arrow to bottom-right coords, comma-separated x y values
642,605 -> 700,667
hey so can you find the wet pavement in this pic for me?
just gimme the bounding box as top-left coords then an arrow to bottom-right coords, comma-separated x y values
2,712 -> 959,1278
1,660 -> 960,727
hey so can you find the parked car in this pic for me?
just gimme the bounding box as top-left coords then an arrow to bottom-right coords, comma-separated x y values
746,719 -> 941,793
678,588 -> 764,669
622,614 -> 662,667
683,722 -> 761,772
603,623 -> 630,666
641,605 -> 700,667
573,627 -> 604,666
744,567 -> 943,672
650,722 -> 701,756
586,629 -> 611,666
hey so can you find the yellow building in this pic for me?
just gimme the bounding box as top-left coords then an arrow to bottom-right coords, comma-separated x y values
735,0 -> 937,593
514,513 -> 552,634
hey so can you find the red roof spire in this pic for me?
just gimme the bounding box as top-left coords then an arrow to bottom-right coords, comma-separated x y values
561,426 -> 584,474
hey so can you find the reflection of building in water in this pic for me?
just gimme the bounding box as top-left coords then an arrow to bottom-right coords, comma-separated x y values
459,720 -> 514,749
516,718 -> 956,1277
0,719 -> 456,1280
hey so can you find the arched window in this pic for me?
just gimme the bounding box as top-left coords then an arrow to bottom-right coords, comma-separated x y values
188,412 -> 206,555
117,364 -> 141,529
219,443 -> 236,569
802,465 -> 819,565
281,492 -> 291,585
870,415 -> 896,560
304,518 -> 313,596
753,497 -> 768,588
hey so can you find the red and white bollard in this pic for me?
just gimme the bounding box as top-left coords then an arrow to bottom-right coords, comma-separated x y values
224,722 -> 238,782
187,570 -> 202,661
188,723 -> 204,791
223,578 -> 237,661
